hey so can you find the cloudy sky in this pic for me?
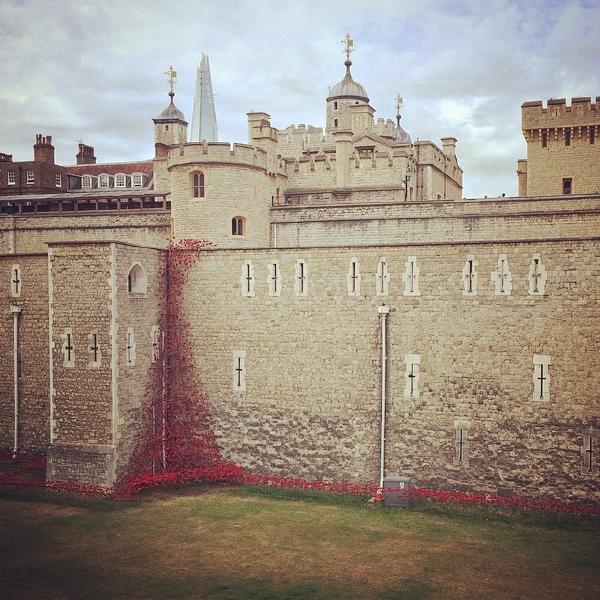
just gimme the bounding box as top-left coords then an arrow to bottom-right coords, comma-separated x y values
1,0 -> 599,197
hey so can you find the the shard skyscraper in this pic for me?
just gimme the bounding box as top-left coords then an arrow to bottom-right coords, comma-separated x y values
190,54 -> 218,142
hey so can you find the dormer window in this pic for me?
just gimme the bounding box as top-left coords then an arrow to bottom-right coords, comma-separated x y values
82,175 -> 92,188
98,174 -> 109,188
192,171 -> 205,198
132,173 -> 143,187
115,173 -> 126,188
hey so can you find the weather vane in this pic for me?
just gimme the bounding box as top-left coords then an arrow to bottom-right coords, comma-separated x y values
396,94 -> 404,124
164,66 -> 177,94
341,33 -> 354,61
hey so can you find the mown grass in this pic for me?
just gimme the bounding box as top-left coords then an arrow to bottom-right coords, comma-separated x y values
1,485 -> 598,599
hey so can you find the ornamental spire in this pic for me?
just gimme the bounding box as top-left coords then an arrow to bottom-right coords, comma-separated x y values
164,65 -> 177,101
341,33 -> 354,72
396,94 -> 403,128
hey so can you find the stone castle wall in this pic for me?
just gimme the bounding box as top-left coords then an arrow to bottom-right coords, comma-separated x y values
0,253 -> 49,452
183,241 -> 600,502
0,212 -> 170,254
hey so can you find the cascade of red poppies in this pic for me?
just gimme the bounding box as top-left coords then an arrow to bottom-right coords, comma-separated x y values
123,239 -> 222,482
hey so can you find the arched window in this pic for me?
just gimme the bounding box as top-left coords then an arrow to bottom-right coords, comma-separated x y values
232,216 -> 244,236
334,118 -> 338,127
192,171 -> 205,198
82,175 -> 92,188
334,101 -> 338,110
127,263 -> 147,297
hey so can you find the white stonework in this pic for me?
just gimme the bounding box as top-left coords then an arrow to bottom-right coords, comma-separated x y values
294,259 -> 308,296
233,349 -> 246,392
404,353 -> 421,400
462,255 -> 478,295
62,327 -> 74,368
126,327 -> 136,367
532,354 -> 551,401
491,254 -> 512,295
10,264 -> 21,297
267,261 -> 281,296
241,261 -> 255,297
87,330 -> 101,368
402,256 -> 420,296
528,253 -> 548,295
376,257 -> 390,297
347,257 -> 361,296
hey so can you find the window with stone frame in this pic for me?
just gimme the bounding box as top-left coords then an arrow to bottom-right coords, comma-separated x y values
192,171 -> 205,198
528,253 -> 548,295
233,349 -> 246,392
376,257 -> 390,297
151,326 -> 161,363
582,429 -> 599,475
462,255 -> 478,295
453,420 -> 471,467
127,263 -> 147,297
347,257 -> 361,296
295,259 -> 308,296
402,256 -> 420,296
7,170 -> 16,185
240,261 -> 255,297
126,327 -> 136,367
10,264 -> 21,298
267,261 -> 281,297
232,216 -> 244,236
87,331 -> 101,367
491,254 -> 512,295
562,178 -> 572,195
532,354 -> 551,401
404,354 -> 421,400
62,328 -> 75,368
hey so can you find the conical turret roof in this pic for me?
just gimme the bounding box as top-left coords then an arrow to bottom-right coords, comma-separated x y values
327,59 -> 369,103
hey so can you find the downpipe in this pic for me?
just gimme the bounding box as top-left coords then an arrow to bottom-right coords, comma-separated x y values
11,305 -> 22,458
378,304 -> 390,489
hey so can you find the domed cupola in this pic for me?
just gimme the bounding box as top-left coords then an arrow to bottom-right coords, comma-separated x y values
394,95 -> 412,145
326,35 -> 369,103
153,66 -> 188,156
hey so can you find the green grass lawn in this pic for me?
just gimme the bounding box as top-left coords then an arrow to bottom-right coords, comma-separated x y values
1,486 -> 598,599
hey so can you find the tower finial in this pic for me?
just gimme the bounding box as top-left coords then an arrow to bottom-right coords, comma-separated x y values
164,65 -> 177,100
396,94 -> 404,127
341,33 -> 354,69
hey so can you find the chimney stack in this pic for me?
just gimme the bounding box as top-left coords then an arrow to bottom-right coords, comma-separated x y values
441,137 -> 457,158
33,133 -> 55,164
76,143 -> 96,165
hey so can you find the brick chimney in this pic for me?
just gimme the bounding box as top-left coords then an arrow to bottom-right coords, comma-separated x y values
76,143 -> 96,165
33,134 -> 55,164
0,153 -> 13,162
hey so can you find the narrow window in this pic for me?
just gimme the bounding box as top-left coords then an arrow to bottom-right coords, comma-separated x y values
62,328 -> 75,368
127,264 -> 147,297
7,171 -> 16,185
541,131 -> 547,147
192,172 -> 205,198
564,128 -> 571,146
240,261 -> 255,297
532,354 -> 551,401
126,328 -> 136,366
582,429 -> 599,475
10,265 -> 21,298
453,420 -> 471,467
528,253 -> 547,295
590,127 -> 596,145
233,349 -> 246,392
404,354 -> 421,400
267,262 -> 281,296
132,173 -> 143,187
334,118 -> 338,127
347,257 -> 361,296
402,256 -> 420,296
334,101 -> 338,110
295,259 -> 307,296
376,258 -> 389,297
26,169 -> 34,184
462,256 -> 478,295
151,326 -> 161,363
55,173 -> 62,187
491,254 -> 512,295
232,216 -> 244,236
115,173 -> 126,188
88,331 -> 101,367
562,178 -> 572,195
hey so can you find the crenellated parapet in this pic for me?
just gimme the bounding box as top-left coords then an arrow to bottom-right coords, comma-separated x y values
522,97 -> 600,142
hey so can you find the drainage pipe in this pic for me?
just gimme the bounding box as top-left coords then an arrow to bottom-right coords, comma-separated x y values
11,305 -> 22,457
378,304 -> 390,489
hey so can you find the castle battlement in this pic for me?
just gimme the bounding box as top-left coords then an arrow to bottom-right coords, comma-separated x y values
522,96 -> 600,129
167,141 -> 268,170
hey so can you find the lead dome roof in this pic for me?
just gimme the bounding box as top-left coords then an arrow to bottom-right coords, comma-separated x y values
327,60 -> 369,103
